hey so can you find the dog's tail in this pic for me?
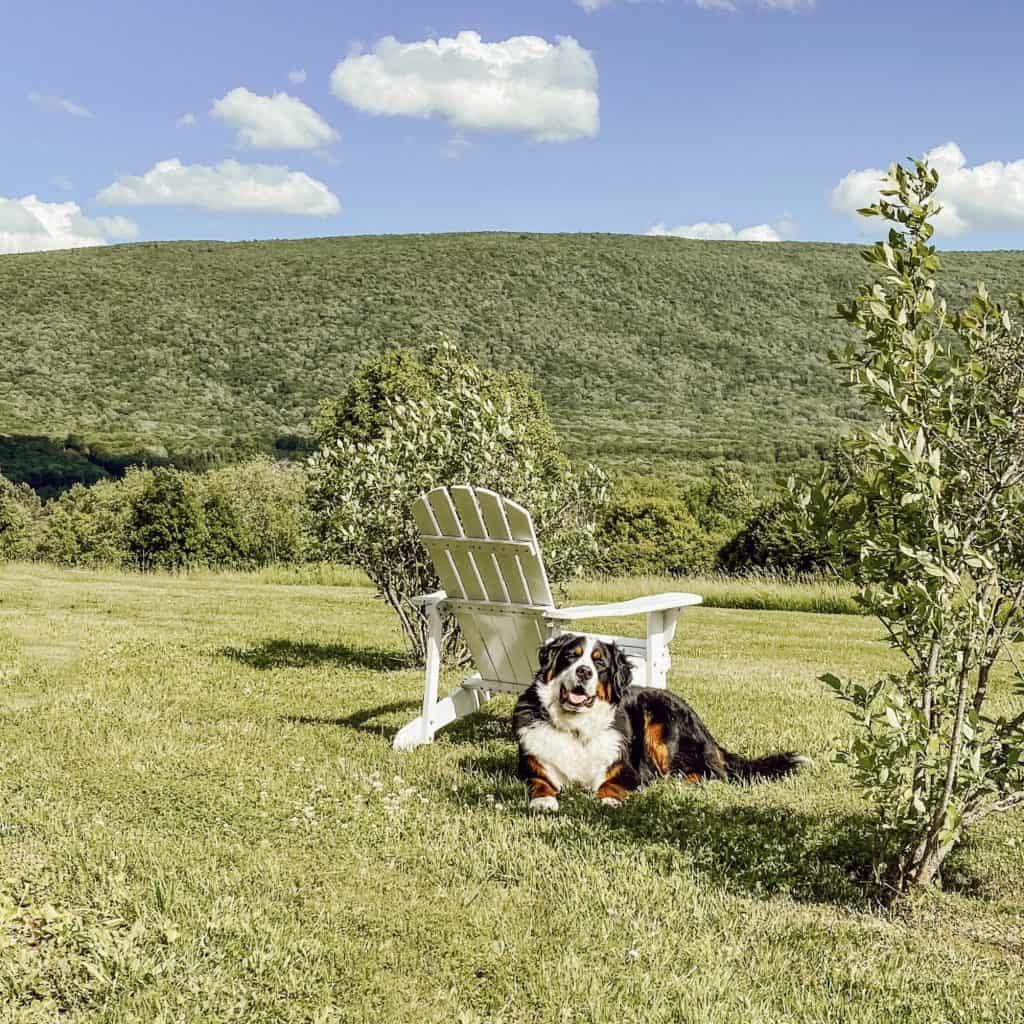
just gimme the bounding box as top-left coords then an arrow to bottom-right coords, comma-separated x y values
722,749 -> 811,783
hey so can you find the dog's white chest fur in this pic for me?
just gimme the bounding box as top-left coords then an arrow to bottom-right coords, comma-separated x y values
519,705 -> 622,792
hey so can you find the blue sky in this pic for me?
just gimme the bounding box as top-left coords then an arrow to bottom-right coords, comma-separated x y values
3,0 -> 1024,252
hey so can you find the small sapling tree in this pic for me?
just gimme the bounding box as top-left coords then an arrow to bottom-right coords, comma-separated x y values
308,341 -> 607,664
799,159 -> 1024,894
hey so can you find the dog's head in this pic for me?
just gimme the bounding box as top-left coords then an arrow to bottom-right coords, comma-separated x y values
536,634 -> 633,715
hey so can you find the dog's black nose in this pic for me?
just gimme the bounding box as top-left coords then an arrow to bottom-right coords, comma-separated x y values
575,665 -> 593,682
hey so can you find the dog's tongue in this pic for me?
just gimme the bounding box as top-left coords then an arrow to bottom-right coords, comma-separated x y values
567,690 -> 589,705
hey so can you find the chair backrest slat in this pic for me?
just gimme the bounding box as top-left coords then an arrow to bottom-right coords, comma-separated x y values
485,610 -> 542,682
412,497 -> 465,599
449,486 -> 510,605
473,489 -> 535,606
413,485 -> 555,687
501,499 -> 553,607
424,488 -> 488,602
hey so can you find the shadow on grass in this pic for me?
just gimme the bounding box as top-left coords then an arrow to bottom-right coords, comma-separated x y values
441,704 -> 515,745
283,697 -> 515,745
598,797 -> 881,906
281,699 -> 420,739
220,638 -> 413,672
452,745 -> 882,907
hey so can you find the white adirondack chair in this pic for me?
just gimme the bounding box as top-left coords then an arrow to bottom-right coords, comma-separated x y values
393,485 -> 702,750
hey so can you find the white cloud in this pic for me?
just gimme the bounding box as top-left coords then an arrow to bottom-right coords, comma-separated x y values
177,112 -> 197,127
331,31 -> 599,142
696,0 -> 738,10
96,158 -> 341,216
0,196 -> 137,255
831,142 -> 1024,237
288,69 -> 307,84
94,215 -> 140,240
575,0 -> 657,10
774,212 -> 799,238
211,87 -> 338,149
647,219 -> 785,241
28,91 -> 92,117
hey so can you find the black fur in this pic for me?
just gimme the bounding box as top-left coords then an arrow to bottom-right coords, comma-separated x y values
605,641 -> 633,704
535,632 -> 576,681
619,686 -> 806,784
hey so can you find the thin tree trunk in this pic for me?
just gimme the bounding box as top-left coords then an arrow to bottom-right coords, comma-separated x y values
894,652 -> 972,893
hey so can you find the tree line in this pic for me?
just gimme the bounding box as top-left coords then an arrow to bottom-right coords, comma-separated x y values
0,346 -> 822,580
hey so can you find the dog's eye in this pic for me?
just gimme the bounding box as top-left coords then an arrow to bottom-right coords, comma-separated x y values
593,651 -> 605,663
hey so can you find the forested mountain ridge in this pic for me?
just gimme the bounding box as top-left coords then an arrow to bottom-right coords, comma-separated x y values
2,232 -> 1022,489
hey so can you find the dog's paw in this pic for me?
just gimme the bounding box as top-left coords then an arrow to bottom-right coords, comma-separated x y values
600,796 -> 623,808
529,796 -> 559,814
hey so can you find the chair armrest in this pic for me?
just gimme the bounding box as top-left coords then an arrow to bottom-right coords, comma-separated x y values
410,591 -> 448,608
546,592 -> 702,621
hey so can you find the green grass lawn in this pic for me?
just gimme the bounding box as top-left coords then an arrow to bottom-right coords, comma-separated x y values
1,564 -> 1022,1023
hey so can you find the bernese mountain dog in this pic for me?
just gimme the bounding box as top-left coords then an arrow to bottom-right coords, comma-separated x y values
513,633 -> 809,812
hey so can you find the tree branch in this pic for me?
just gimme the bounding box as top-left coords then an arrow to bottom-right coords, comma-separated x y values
964,791 -> 1024,827
928,655 -> 971,838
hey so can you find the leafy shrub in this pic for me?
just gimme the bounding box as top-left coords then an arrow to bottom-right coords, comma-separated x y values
0,473 -> 42,560
37,470 -> 151,568
718,492 -> 829,576
682,466 -> 757,535
127,468 -> 206,571
597,494 -> 716,576
200,491 -> 246,568
309,341 -> 606,663
200,458 -> 311,566
35,459 -> 312,571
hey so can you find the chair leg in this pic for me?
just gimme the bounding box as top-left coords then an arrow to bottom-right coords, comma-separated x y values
419,601 -> 443,738
392,605 -> 498,750
393,678 -> 493,750
645,609 -> 681,689
394,601 -> 442,750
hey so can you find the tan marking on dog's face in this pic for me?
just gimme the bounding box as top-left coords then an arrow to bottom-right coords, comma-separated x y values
543,636 -> 586,686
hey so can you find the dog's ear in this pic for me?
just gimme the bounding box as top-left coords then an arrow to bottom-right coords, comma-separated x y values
537,634 -> 574,681
606,642 -> 634,703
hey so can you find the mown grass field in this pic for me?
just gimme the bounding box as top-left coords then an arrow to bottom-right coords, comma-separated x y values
1,564 -> 1023,1023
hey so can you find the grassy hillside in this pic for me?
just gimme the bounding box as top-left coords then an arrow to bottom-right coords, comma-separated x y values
2,233 -> 1022,485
